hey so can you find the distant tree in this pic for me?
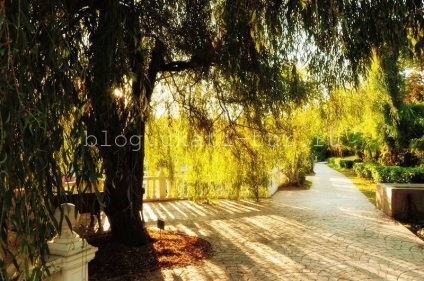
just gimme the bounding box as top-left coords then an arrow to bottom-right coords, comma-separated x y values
405,70 -> 424,103
1,0 -> 424,278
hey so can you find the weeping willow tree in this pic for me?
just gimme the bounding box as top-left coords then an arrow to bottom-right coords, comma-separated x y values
1,0 -> 424,279
319,54 -> 424,164
319,58 -> 396,160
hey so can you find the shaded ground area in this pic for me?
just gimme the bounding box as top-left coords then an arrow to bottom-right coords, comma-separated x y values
83,228 -> 212,281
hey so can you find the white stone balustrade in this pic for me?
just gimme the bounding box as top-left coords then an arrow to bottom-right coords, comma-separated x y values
143,169 -> 188,201
61,168 -> 282,202
143,168 -> 283,201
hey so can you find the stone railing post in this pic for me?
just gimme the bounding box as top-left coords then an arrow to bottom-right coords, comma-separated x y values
158,169 -> 167,200
47,203 -> 97,281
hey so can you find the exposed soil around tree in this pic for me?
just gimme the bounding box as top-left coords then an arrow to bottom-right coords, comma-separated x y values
278,179 -> 313,190
75,221 -> 212,281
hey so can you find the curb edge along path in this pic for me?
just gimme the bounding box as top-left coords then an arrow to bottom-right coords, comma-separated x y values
143,163 -> 424,281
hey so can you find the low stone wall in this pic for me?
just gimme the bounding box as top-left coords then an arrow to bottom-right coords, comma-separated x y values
376,183 -> 424,222
269,168 -> 286,197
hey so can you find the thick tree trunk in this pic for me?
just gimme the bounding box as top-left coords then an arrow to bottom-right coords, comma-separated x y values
103,171 -> 149,245
108,210 -> 149,245
85,2 -> 152,246
86,1 -> 172,246
105,182 -> 149,245
102,123 -> 150,246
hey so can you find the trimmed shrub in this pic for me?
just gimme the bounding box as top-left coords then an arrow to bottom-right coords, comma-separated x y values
327,157 -> 337,166
339,159 -> 361,169
353,162 -> 367,177
328,157 -> 361,169
410,168 -> 424,183
354,163 -> 424,183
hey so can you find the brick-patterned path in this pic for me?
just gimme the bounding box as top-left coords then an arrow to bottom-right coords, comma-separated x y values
139,163 -> 424,280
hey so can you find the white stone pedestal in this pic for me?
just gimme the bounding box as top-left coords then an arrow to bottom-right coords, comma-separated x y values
47,244 -> 97,281
47,203 -> 98,281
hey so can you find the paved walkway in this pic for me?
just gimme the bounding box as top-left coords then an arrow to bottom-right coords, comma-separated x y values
141,163 -> 424,280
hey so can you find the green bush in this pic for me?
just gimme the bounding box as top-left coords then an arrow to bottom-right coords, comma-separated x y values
328,157 -> 361,169
354,163 -> 424,183
353,162 -> 374,178
327,157 -> 337,166
353,162 -> 366,177
339,159 -> 361,169
353,162 -> 381,180
371,166 -> 387,183
410,168 -> 424,183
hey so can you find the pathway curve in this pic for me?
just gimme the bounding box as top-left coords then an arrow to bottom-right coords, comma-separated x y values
140,163 -> 424,280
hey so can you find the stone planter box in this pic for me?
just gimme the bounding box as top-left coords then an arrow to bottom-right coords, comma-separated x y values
376,183 -> 424,222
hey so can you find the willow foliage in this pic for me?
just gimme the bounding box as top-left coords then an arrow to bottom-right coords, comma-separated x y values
1,0 -> 424,279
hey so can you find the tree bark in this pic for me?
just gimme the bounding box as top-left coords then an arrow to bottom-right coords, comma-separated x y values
101,123 -> 149,246
86,2 -> 151,246
85,0 -> 208,245
103,170 -> 149,245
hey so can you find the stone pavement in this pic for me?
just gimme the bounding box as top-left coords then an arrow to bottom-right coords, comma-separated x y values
140,163 -> 424,280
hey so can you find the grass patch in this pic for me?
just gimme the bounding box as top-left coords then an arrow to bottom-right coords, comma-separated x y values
327,163 -> 376,206
278,179 -> 313,190
305,179 -> 313,190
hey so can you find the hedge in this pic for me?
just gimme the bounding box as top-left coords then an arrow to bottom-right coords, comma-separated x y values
328,157 -> 361,169
353,162 -> 379,179
353,162 -> 424,183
